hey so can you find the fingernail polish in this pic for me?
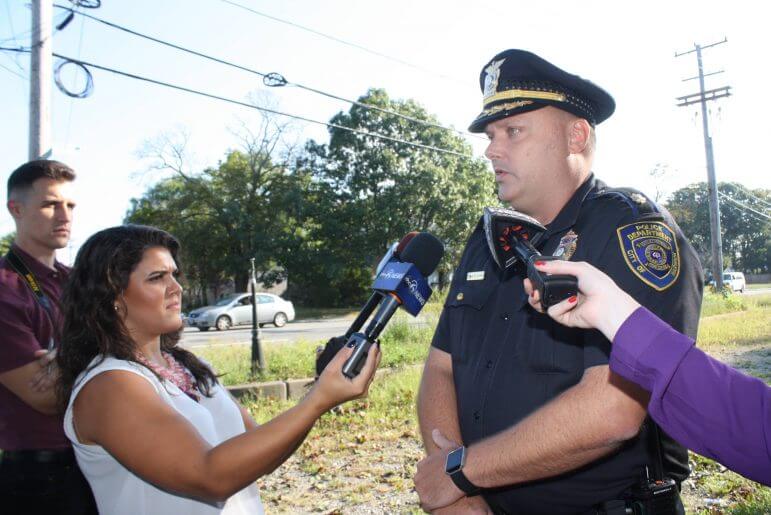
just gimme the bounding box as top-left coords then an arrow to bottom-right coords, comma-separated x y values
535,260 -> 545,266
568,296 -> 577,303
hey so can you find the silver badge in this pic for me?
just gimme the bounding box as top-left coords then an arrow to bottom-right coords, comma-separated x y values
483,59 -> 505,99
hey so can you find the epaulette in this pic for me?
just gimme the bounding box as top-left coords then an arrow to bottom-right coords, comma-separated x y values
586,187 -> 660,219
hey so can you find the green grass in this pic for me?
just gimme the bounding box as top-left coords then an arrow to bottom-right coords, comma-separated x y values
196,320 -> 431,385
687,453 -> 771,514
746,283 -> 771,291
698,299 -> 771,353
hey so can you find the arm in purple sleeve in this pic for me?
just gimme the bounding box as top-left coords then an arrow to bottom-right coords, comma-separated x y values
609,307 -> 771,486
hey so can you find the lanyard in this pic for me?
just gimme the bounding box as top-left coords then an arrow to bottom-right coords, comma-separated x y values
5,250 -> 58,350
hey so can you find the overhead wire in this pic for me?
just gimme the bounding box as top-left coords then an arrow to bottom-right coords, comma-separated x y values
0,46 -> 472,159
731,183 -> 771,211
0,59 -> 26,80
718,191 -> 771,222
51,4 -> 484,140
216,0 -> 476,89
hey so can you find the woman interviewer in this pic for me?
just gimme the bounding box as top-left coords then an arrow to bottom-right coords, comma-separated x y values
55,225 -> 380,514
524,260 -> 770,486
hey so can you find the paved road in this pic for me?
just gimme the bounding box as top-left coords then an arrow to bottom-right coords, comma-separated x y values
180,317 -> 353,350
181,289 -> 771,350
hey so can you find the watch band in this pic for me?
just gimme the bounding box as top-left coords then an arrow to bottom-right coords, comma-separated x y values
449,467 -> 481,496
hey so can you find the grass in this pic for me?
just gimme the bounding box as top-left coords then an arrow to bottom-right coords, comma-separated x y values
195,289 -> 770,513
746,283 -> 771,291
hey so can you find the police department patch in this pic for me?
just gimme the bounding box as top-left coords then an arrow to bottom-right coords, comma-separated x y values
617,222 -> 680,291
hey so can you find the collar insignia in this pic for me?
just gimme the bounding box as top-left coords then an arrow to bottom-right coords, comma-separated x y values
553,230 -> 578,260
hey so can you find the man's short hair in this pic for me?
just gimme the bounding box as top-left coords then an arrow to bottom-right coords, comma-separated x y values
7,160 -> 76,200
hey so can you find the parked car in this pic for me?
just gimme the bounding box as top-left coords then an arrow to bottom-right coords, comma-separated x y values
186,293 -> 295,331
708,271 -> 746,293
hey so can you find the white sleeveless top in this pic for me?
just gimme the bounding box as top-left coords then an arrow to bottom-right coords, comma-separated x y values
63,356 -> 264,515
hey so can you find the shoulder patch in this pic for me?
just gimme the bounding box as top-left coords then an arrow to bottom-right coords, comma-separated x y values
617,221 -> 680,291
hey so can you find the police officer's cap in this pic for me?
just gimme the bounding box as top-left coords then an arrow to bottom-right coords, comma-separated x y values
468,49 -> 615,132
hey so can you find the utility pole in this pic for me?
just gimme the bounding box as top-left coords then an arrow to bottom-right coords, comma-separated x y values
250,258 -> 264,374
29,0 -> 53,160
675,38 -> 730,291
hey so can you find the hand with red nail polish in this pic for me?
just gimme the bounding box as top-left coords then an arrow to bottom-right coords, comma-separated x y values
525,260 -> 640,341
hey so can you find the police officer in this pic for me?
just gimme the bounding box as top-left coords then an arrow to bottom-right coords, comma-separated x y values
414,49 -> 703,514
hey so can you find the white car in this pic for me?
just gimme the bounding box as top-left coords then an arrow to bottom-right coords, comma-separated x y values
722,272 -> 746,293
186,293 -> 295,331
709,272 -> 746,293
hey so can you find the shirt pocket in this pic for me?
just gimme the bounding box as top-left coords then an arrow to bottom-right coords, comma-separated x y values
444,272 -> 497,364
522,315 -> 584,376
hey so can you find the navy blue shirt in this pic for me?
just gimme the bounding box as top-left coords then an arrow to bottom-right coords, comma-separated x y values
431,175 -> 703,514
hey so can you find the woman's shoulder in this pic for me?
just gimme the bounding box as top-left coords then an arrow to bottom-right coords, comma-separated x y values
74,355 -> 160,394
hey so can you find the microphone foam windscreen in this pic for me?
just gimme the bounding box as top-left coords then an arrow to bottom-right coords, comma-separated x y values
395,231 -> 419,257
400,232 -> 445,277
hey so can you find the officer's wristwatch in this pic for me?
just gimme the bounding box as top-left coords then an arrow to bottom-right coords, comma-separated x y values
444,446 -> 481,496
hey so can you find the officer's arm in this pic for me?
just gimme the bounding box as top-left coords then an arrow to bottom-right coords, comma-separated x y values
0,361 -> 59,415
418,347 -> 494,514
462,364 -> 649,487
417,346 -> 462,454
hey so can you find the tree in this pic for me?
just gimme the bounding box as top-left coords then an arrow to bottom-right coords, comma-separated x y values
666,182 -> 771,275
127,117 -> 298,304
288,89 -> 496,305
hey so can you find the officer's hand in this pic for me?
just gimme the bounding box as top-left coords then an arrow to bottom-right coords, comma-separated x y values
524,260 -> 640,341
414,429 -> 465,512
29,349 -> 58,393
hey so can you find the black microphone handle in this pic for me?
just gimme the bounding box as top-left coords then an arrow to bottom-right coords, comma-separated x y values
344,292 -> 384,340
363,295 -> 401,342
342,295 -> 401,378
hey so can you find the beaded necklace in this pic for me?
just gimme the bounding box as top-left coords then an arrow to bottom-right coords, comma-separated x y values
137,351 -> 200,402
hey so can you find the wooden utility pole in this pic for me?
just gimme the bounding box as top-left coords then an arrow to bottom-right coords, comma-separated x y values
676,38 -> 730,290
29,0 -> 53,160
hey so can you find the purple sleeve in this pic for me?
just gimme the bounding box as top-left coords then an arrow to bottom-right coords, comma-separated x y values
610,307 -> 771,486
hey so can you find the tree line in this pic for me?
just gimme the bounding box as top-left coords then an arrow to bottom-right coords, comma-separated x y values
125,89 -> 495,307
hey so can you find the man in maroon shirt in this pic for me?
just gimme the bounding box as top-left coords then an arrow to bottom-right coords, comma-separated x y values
0,160 -> 96,513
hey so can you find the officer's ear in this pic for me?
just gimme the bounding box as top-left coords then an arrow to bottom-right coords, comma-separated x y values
567,118 -> 592,155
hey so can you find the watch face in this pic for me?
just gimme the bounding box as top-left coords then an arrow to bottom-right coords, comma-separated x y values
445,447 -> 465,474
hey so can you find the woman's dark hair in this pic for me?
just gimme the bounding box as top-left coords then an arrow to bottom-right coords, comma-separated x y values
56,224 -> 217,410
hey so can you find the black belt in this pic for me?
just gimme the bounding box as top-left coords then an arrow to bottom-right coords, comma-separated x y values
1,448 -> 75,465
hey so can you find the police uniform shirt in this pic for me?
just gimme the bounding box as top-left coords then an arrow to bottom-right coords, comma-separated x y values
431,174 -> 703,514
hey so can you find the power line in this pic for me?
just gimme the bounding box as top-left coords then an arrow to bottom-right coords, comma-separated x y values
0,59 -> 26,80
52,4 -> 482,140
0,46 -> 472,159
718,191 -> 771,222
216,0 -> 476,89
732,183 -> 771,211
4,0 -> 19,47
63,5 -> 88,149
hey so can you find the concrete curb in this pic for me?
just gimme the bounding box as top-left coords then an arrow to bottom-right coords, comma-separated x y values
225,365 -> 418,401
226,377 -> 322,401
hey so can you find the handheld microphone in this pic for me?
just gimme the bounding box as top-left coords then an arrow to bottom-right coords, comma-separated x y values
343,231 -> 418,341
483,207 -> 577,309
341,232 -> 444,378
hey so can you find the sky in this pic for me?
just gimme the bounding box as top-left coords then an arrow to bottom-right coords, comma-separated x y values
1,0 -> 769,264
